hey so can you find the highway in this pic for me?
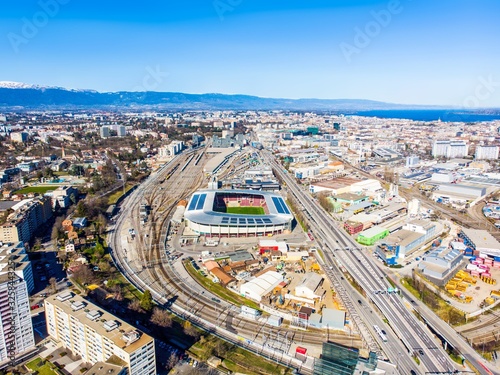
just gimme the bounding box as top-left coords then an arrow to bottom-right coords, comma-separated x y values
264,149 -> 500,375
107,149 -> 367,374
262,150 -> 487,375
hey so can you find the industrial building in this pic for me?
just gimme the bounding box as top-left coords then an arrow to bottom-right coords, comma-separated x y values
45,292 -> 156,375
459,228 -> 500,258
432,183 -> 486,204
239,271 -> 284,302
417,247 -> 464,285
0,274 -> 35,368
183,190 -> 294,238
295,273 -> 324,301
379,220 -> 436,262
356,226 -> 389,246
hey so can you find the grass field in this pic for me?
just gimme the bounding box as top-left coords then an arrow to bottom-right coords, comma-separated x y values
226,206 -> 265,215
26,358 -> 60,375
14,186 -> 57,195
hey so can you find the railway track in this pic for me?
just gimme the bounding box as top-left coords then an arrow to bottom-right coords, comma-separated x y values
112,149 -> 365,374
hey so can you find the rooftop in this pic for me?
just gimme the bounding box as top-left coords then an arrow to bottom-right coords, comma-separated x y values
46,293 -> 153,353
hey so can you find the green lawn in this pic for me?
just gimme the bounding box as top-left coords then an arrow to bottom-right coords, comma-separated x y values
14,186 -> 57,195
226,206 -> 265,215
108,183 -> 135,204
26,357 -> 60,375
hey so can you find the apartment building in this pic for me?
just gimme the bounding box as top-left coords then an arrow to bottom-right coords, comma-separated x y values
432,140 -> 468,158
475,145 -> 499,160
0,197 -> 53,244
0,274 -> 35,368
45,292 -> 156,375
0,242 -> 34,294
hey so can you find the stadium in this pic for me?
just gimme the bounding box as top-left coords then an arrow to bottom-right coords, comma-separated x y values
183,190 -> 294,237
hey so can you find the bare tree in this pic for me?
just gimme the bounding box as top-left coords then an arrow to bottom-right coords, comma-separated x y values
128,299 -> 144,313
49,277 -> 57,294
150,307 -> 172,328
183,320 -> 200,340
72,264 -> 94,285
166,351 -> 179,370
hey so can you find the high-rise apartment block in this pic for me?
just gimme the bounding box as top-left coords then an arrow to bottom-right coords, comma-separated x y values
432,140 -> 468,158
0,243 -> 34,294
100,126 -> 110,138
475,145 -> 499,160
0,197 -> 53,244
0,274 -> 35,368
45,292 -> 156,375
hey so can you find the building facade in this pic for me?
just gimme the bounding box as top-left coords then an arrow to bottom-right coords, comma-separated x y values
475,145 -> 499,160
0,242 -> 35,294
0,197 -> 53,244
432,140 -> 469,158
45,292 -> 156,375
0,274 -> 35,368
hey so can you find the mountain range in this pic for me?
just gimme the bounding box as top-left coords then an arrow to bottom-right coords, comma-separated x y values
0,81 -> 443,111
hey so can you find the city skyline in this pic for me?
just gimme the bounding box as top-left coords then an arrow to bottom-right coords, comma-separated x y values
0,0 -> 499,107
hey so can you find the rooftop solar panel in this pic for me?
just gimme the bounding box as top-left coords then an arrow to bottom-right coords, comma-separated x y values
188,195 -> 200,211
272,197 -> 285,214
196,193 -> 207,210
279,198 -> 290,214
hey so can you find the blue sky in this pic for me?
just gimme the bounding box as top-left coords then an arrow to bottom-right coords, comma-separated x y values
0,0 -> 499,106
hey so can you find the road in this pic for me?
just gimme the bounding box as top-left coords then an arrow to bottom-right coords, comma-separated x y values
262,150 -> 497,375
108,149 -> 343,374
263,153 -> 468,373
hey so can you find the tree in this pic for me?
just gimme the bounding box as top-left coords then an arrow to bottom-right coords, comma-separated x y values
49,277 -> 57,293
140,290 -> 153,312
183,320 -> 200,339
72,265 -> 94,285
166,351 -> 179,370
128,299 -> 144,313
317,191 -> 333,212
150,307 -> 172,328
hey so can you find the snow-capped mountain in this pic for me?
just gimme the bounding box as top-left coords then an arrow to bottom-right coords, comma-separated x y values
0,81 -> 454,111
0,81 -> 42,89
0,81 -> 96,92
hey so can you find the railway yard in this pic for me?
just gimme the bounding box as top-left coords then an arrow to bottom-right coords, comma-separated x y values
106,145 -> 500,375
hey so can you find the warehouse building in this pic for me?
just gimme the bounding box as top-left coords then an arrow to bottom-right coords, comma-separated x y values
357,226 -> 389,246
459,228 -> 500,258
417,247 -> 464,285
239,271 -> 284,302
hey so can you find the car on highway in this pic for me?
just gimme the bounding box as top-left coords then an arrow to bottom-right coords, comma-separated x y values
418,349 -> 424,355
410,371 -> 417,375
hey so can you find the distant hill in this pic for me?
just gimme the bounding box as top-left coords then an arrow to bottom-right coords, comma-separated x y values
0,81 -> 433,111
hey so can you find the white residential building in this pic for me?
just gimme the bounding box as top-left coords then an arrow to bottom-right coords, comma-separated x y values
100,126 -> 110,138
45,292 -> 156,375
0,274 -> 35,367
0,242 -> 34,294
432,140 -> 469,158
475,145 -> 499,160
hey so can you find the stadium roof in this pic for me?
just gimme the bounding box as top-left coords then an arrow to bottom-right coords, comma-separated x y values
183,189 -> 293,226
